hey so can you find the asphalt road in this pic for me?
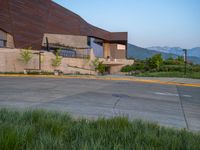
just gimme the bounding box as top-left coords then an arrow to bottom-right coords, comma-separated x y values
0,77 -> 200,131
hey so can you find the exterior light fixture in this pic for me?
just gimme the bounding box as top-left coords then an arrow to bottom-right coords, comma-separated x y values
183,49 -> 187,75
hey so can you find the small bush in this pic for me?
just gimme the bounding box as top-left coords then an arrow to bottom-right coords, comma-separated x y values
164,56 -> 185,65
159,65 -> 184,72
121,65 -> 134,72
92,58 -> 106,75
97,62 -> 106,75
190,65 -> 200,72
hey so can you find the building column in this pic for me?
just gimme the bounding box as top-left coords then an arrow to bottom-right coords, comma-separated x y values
103,43 -> 110,59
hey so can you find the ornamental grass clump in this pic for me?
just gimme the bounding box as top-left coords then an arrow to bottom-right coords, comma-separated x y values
0,109 -> 200,150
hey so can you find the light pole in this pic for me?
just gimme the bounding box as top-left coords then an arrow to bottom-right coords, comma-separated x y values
33,51 -> 44,70
183,49 -> 187,75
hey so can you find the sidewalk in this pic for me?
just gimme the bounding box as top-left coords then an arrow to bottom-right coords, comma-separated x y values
105,75 -> 200,84
0,74 -> 200,87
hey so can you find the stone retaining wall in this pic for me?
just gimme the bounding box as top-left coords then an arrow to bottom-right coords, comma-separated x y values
0,48 -> 133,74
0,48 -> 96,74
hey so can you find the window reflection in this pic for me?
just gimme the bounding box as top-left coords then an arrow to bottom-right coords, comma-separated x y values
0,30 -> 7,47
89,37 -> 103,58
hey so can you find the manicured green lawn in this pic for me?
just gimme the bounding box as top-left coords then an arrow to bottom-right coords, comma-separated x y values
135,71 -> 200,79
0,109 -> 200,150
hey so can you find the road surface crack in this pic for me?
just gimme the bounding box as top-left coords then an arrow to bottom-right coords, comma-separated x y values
112,94 -> 122,116
113,98 -> 120,115
176,86 -> 189,130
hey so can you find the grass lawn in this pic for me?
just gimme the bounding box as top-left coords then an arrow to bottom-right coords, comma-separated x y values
135,71 -> 200,79
0,109 -> 200,150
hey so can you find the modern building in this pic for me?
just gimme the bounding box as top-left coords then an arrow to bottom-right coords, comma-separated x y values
0,0 -> 133,74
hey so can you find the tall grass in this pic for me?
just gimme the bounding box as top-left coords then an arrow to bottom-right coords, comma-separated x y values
0,109 -> 199,150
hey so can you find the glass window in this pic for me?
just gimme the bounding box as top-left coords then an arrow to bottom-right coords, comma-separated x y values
0,30 -> 6,47
0,40 -> 4,47
90,38 -> 103,58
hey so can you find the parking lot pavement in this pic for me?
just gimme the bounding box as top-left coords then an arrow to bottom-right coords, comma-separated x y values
0,77 -> 200,131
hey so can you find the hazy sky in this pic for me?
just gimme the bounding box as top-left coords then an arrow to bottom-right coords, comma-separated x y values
53,0 -> 200,48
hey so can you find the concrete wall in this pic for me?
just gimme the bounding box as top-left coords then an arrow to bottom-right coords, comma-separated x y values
0,48 -> 96,74
103,43 -> 126,59
42,34 -> 88,48
0,49 -> 39,72
0,48 -> 133,75
100,58 -> 134,74
103,43 -> 110,58
6,33 -> 15,48
110,44 -> 126,59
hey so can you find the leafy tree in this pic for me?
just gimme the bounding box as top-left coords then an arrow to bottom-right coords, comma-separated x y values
19,47 -> 33,65
91,58 -> 106,75
91,58 -> 100,71
52,49 -> 62,69
146,54 -> 163,71
176,56 -> 184,65
97,62 -> 106,75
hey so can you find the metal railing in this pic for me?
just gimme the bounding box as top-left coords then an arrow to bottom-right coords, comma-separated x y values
43,43 -> 91,59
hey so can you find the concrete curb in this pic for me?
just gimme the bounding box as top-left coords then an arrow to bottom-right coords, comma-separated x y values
0,74 -> 200,88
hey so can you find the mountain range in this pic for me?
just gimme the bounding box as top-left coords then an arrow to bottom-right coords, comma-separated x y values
147,46 -> 200,58
127,44 -> 200,64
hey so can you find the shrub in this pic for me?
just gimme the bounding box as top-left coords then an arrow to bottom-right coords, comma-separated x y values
134,61 -> 145,71
121,60 -> 146,73
164,56 -> 185,65
146,54 -> 163,71
97,62 -> 106,75
122,54 -> 200,74
121,65 -> 134,72
190,65 -> 200,72
176,56 -> 185,65
159,65 -> 184,72
92,58 -> 106,75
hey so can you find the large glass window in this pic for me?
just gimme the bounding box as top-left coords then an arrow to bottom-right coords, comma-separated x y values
0,30 -> 7,47
90,37 -> 103,58
0,40 -> 4,47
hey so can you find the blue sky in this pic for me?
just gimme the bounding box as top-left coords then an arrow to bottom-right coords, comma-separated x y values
53,0 -> 200,48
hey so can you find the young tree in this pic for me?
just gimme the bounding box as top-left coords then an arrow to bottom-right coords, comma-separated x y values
19,47 -> 33,74
97,61 -> 106,75
176,56 -> 184,65
52,49 -> 62,75
20,47 -> 33,65
146,54 -> 163,71
91,58 -> 106,75
91,58 -> 100,71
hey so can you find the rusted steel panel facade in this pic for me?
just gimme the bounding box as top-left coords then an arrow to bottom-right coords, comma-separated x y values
0,0 -> 12,33
0,0 -> 127,49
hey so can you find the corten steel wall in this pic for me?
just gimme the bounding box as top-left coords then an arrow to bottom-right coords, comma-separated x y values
110,44 -> 126,59
0,0 -> 128,50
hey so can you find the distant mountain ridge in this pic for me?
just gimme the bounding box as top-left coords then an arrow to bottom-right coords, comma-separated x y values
127,44 -> 200,64
147,46 -> 200,58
